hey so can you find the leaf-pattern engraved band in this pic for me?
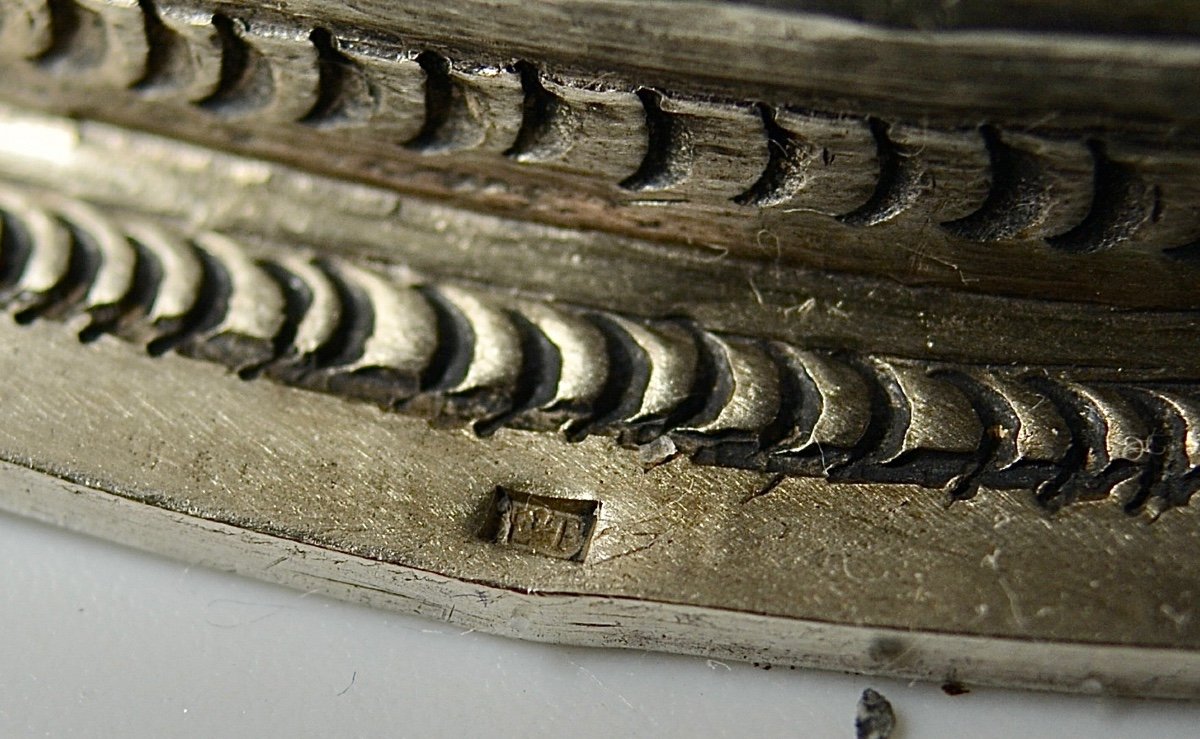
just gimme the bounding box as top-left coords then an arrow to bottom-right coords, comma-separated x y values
1,0 -> 1198,260
2,186 -> 1196,518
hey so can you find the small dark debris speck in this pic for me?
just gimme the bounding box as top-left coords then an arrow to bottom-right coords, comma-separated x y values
941,680 -> 970,696
855,688 -> 896,739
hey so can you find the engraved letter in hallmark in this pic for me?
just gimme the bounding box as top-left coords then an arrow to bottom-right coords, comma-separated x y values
484,486 -> 600,561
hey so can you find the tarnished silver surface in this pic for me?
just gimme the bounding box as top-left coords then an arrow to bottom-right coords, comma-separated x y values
0,0 -> 1198,700
0,318 -> 1197,698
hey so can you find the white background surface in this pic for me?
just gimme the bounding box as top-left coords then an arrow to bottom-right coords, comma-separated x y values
2,510 -> 1197,738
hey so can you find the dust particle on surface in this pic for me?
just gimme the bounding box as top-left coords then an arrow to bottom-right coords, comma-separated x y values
855,688 -> 896,739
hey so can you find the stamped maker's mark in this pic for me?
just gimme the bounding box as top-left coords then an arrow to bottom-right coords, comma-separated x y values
484,487 -> 600,561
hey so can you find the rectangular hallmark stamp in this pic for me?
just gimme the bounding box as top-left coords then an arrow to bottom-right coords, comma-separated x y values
483,486 -> 600,562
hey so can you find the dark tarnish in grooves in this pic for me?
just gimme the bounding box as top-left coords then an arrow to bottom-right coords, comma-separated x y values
4,0 -> 1196,256
1,190 -> 1197,518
